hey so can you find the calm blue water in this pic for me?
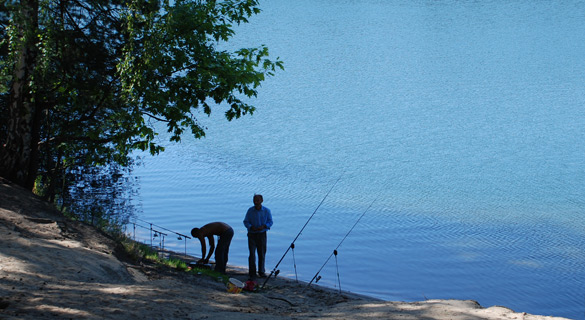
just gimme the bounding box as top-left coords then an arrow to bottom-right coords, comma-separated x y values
131,1 -> 585,319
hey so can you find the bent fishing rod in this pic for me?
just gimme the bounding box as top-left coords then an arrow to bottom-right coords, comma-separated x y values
306,197 -> 377,289
260,175 -> 343,289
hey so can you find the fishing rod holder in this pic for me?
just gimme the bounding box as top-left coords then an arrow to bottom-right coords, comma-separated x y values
151,228 -> 168,257
128,218 -> 193,258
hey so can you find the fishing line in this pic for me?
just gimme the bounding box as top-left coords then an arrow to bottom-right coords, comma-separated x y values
306,197 -> 377,290
260,174 -> 343,289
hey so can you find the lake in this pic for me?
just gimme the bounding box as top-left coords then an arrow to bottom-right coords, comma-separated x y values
131,1 -> 585,319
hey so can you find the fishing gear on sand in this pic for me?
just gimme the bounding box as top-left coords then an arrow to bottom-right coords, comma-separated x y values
306,197 -> 377,290
260,175 -> 343,289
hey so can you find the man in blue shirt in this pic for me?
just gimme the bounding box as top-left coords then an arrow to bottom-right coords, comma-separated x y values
243,194 -> 273,280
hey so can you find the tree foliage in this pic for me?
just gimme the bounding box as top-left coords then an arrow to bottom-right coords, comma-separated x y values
0,0 -> 282,217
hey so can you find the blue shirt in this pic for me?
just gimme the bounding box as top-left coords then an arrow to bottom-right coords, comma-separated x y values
243,205 -> 273,233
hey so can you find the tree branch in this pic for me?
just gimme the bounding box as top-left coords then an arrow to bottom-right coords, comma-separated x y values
142,111 -> 170,123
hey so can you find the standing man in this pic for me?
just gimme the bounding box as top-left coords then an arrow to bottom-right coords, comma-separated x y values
191,222 -> 234,274
243,194 -> 273,280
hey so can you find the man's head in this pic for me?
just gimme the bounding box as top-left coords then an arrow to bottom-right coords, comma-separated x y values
253,194 -> 263,209
191,228 -> 200,238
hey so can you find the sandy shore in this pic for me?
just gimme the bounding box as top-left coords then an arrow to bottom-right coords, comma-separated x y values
0,178 -> 570,319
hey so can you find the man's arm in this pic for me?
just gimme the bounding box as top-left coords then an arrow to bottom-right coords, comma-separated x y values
243,209 -> 253,230
264,209 -> 273,229
198,237 -> 207,264
205,235 -> 215,262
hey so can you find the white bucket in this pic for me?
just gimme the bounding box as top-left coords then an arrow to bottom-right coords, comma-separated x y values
227,278 -> 244,294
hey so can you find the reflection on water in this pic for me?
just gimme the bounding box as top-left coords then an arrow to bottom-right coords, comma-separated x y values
133,1 -> 585,318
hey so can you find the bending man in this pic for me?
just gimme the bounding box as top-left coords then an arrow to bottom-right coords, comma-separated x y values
191,222 -> 234,274
243,194 -> 273,280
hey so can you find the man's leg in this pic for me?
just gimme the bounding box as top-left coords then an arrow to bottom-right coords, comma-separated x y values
257,232 -> 267,275
214,241 -> 224,273
247,233 -> 258,279
215,231 -> 229,273
220,228 -> 234,273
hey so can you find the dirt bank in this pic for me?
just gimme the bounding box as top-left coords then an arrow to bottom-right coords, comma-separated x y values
0,177 -> 569,319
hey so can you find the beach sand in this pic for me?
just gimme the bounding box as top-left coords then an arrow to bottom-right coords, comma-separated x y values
0,177 -> 570,319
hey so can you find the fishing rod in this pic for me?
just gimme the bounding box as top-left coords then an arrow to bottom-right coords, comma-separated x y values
134,218 -> 192,240
260,175 -> 343,289
306,197 -> 377,290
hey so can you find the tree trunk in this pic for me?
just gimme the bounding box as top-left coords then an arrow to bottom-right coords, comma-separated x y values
0,0 -> 40,190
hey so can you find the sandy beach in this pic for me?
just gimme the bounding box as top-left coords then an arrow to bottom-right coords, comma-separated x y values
0,177 -> 571,319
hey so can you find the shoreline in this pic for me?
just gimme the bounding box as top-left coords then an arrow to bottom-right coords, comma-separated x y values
0,178 -> 571,319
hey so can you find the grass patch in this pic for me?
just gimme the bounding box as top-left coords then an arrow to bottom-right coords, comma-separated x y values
189,266 -> 229,283
121,238 -> 156,262
120,237 -> 228,283
167,258 -> 189,271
